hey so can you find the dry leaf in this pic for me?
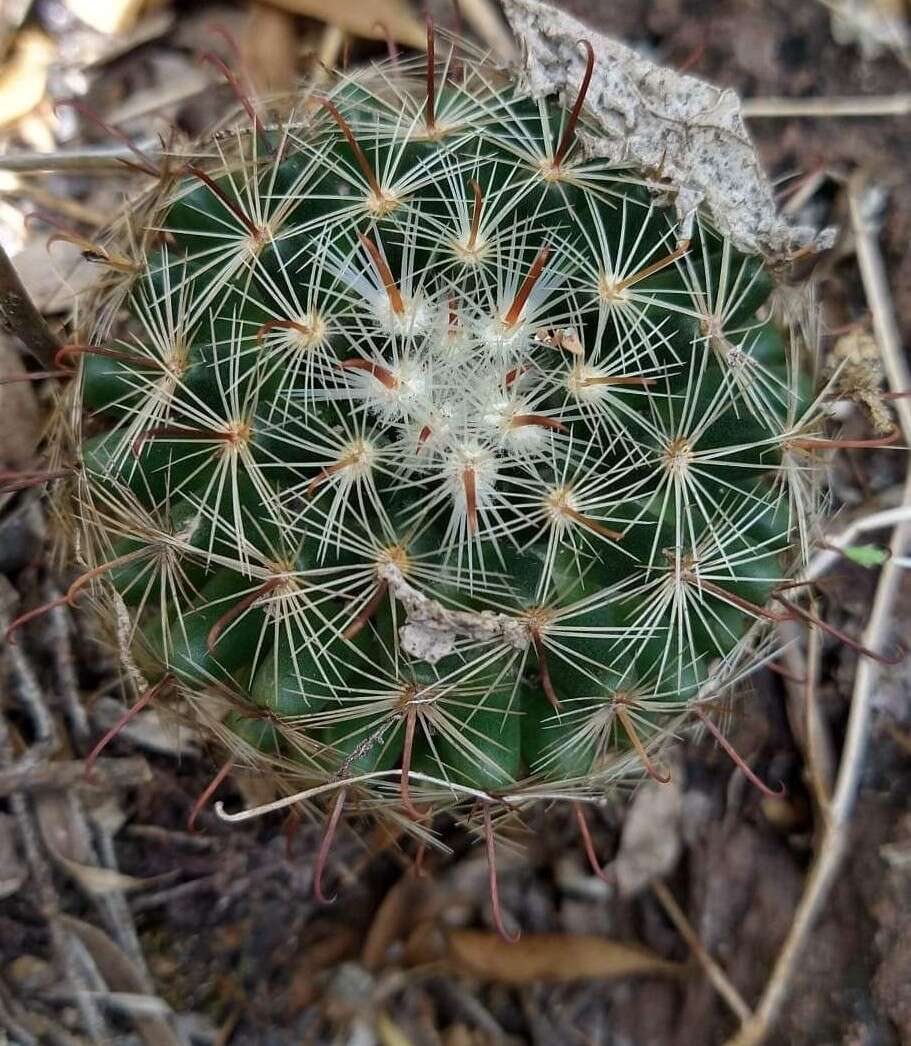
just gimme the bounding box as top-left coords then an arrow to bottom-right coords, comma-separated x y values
65,0 -> 147,36
36,794 -> 165,896
57,914 -> 182,1046
611,775 -> 684,898
0,812 -> 27,900
91,695 -> 199,759
264,0 -> 426,50
448,931 -> 682,983
10,238 -> 97,315
361,874 -> 438,971
0,29 -> 53,129
243,4 -> 299,96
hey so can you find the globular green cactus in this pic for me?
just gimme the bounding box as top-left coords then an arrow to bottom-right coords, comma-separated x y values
36,33 -> 850,921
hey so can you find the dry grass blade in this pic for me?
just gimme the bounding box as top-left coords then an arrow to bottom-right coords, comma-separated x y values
448,930 -> 682,983
742,94 -> 911,118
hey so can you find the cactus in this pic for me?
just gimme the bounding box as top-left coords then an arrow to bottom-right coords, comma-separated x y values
17,31 -> 888,929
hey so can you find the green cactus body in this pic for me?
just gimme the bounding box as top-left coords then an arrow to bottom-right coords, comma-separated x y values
62,50 -> 823,835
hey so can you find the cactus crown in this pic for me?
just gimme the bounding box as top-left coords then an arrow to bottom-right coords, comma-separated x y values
56,41 -> 827,872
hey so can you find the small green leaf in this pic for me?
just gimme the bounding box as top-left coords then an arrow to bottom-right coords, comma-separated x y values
843,544 -> 890,568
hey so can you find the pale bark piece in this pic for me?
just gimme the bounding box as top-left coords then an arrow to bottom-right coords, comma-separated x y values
502,0 -> 833,260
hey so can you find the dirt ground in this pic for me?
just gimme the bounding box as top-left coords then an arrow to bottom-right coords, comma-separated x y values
1,1 -> 910,1044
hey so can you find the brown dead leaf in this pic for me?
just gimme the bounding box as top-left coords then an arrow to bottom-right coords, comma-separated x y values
285,928 -> 359,1014
57,914 -> 182,1046
264,0 -> 426,50
243,4 -> 299,96
361,873 -> 439,971
448,931 -> 682,983
0,30 -> 53,129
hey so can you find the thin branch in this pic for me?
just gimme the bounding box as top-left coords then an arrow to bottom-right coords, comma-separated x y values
653,880 -> 753,1026
0,240 -> 61,367
0,756 -> 151,799
742,94 -> 911,119
0,140 -> 162,172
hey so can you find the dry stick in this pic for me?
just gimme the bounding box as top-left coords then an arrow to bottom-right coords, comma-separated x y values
0,241 -> 60,368
742,94 -> 911,119
726,177 -> 911,1046
801,611 -> 835,805
0,756 -> 151,799
653,881 -> 753,1026
0,141 -> 162,172
0,685 -> 109,1041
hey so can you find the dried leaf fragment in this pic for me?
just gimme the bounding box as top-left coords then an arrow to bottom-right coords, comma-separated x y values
36,794 -> 165,896
65,0 -> 147,36
612,775 -> 683,898
243,4 -> 299,96
502,0 -> 831,260
448,930 -> 682,982
263,0 -> 425,50
0,29 -> 53,130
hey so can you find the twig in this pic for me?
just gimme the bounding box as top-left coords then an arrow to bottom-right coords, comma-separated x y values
0,240 -> 60,367
0,141 -> 161,172
0,983 -> 38,1046
653,880 -> 753,1026
314,24 -> 346,82
742,94 -> 911,118
0,577 -> 58,751
0,716 -> 109,1040
727,175 -> 911,1046
800,618 -> 834,806
798,503 -> 911,587
0,755 -> 151,798
46,583 -> 91,746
